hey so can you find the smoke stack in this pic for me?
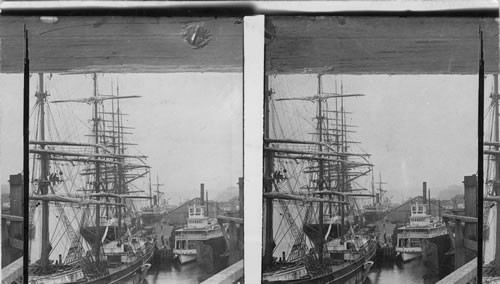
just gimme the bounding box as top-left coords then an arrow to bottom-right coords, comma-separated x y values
423,182 -> 427,203
428,188 -> 431,215
376,193 -> 380,204
200,183 -> 205,205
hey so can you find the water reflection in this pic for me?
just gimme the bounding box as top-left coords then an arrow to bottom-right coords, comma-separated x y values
365,260 -> 440,284
145,261 -> 203,284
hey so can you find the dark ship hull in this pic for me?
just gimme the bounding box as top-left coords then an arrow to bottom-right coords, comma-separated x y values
420,234 -> 453,276
30,242 -> 154,284
196,236 -> 228,278
263,239 -> 376,284
140,213 -> 164,226
363,211 -> 386,224
72,242 -> 153,284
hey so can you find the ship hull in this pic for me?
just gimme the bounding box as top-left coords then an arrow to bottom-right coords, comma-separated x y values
363,212 -> 385,224
29,243 -> 154,284
396,233 -> 450,264
175,236 -> 226,265
396,251 -> 421,262
140,214 -> 164,226
77,243 -> 153,284
263,240 -> 376,284
177,254 -> 197,264
420,234 -> 452,274
197,236 -> 228,274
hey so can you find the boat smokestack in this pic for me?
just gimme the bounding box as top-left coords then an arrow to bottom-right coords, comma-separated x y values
428,188 -> 431,215
376,193 -> 380,204
200,183 -> 205,205
423,182 -> 427,203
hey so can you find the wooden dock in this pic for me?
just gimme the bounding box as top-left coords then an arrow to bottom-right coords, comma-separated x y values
150,220 -> 174,265
436,258 -> 476,284
1,257 -> 22,284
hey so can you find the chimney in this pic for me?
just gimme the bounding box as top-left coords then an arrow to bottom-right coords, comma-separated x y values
428,188 -> 431,215
423,182 -> 427,203
200,183 -> 205,205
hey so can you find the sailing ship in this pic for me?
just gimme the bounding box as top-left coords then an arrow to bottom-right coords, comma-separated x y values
362,173 -> 389,224
173,196 -> 225,264
262,75 -> 376,283
28,73 -> 154,284
395,200 -> 449,262
140,175 -> 169,226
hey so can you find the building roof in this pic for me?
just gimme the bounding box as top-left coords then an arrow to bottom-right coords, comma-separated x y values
386,196 -> 446,215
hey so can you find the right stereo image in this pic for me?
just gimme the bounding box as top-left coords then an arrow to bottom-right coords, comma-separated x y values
262,16 -> 497,284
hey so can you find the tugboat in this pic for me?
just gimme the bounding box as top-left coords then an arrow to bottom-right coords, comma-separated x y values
173,197 -> 224,264
395,196 -> 449,262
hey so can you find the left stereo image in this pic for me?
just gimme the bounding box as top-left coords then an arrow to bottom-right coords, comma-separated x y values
0,16 -> 244,284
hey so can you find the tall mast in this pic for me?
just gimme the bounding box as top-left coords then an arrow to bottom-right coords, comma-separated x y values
101,95 -> 109,220
371,169 -> 375,205
262,75 -> 274,267
316,74 -> 325,262
92,73 -> 102,258
149,171 -> 153,207
116,83 -> 122,231
378,172 -> 384,204
340,84 -> 346,227
37,73 -> 50,273
154,175 -> 164,206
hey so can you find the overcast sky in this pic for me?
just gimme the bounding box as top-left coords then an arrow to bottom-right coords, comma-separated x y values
1,72 -> 488,206
0,73 -> 243,204
269,74 -> 488,204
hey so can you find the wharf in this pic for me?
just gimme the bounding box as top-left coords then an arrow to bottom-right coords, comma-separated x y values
373,219 -> 397,259
150,219 -> 174,265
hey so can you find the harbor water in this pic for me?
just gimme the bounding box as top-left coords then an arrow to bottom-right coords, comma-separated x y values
145,262 -> 203,284
365,259 -> 440,284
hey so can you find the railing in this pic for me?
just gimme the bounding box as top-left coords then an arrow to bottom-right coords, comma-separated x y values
2,257 -> 23,284
201,259 -> 243,284
397,230 -> 447,239
436,257 -> 476,284
442,213 -> 478,268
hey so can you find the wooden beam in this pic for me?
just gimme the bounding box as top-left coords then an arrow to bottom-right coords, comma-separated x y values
267,17 -> 498,74
8,238 -> 23,251
1,257 -> 23,284
217,215 -> 244,224
442,213 -> 478,223
463,238 -> 477,252
0,16 -> 242,73
436,257 -> 476,284
1,215 -> 23,222
201,259 -> 243,284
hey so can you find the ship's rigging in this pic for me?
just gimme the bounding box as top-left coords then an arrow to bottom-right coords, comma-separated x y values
28,73 -> 153,281
262,74 -> 376,282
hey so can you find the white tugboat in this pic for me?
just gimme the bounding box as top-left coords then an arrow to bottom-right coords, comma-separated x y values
173,201 -> 224,264
395,199 -> 448,262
